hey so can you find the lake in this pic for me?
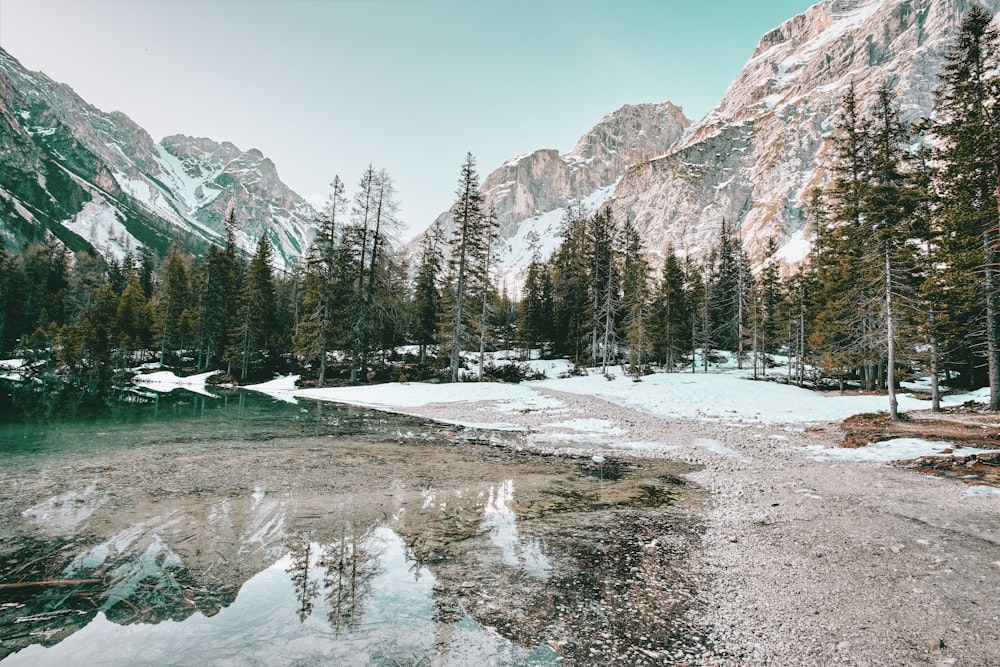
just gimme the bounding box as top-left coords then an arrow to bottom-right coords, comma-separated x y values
0,384 -> 705,665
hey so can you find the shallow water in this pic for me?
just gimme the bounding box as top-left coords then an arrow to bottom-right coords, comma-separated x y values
0,385 -> 704,665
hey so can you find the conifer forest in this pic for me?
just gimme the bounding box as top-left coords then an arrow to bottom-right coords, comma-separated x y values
3,9 -> 1000,416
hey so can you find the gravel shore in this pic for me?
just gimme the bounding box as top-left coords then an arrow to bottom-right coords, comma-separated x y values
376,386 -> 1000,666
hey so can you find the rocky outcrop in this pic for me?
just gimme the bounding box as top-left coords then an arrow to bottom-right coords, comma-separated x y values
479,102 -> 690,238
420,102 -> 691,290
157,134 -> 316,265
611,0 -> 1000,264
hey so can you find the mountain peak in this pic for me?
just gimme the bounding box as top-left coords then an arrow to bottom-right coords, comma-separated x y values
612,0 -> 1000,266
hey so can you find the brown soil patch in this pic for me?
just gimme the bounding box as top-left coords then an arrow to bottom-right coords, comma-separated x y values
839,408 -> 1000,488
840,409 -> 1000,448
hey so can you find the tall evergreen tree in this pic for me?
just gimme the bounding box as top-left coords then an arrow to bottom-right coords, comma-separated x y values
443,153 -> 487,381
113,273 -> 153,364
650,246 -> 691,371
475,205 -> 500,380
359,170 -> 400,380
708,219 -> 750,360
232,234 -> 278,381
193,205 -> 243,371
809,85 -> 874,385
864,86 -> 916,419
550,203 -> 591,363
932,5 -> 1000,408
587,206 -> 618,368
154,245 -> 192,365
412,221 -> 444,365
620,217 -> 651,374
519,259 -> 552,358
295,176 -> 349,386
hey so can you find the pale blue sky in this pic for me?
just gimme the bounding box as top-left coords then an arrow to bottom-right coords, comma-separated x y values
0,0 -> 816,239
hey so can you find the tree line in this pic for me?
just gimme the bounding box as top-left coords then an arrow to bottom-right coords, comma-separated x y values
2,8 -> 1000,412
508,6 -> 1000,415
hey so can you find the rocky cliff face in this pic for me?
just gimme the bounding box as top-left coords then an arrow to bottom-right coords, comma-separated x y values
0,48 -> 314,268
611,0 -> 1000,265
424,102 -> 691,290
480,102 -> 690,236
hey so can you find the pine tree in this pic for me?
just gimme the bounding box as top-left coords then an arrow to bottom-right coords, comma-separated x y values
475,205 -> 500,381
550,203 -> 591,363
753,238 -> 783,377
295,176 -> 349,385
863,87 -> 916,419
519,259 -> 550,358
195,205 -> 243,371
154,245 -> 192,365
650,246 -> 691,371
620,217 -> 651,375
113,273 -> 153,365
359,170 -> 400,380
444,153 -> 487,382
809,85 -> 874,386
707,219 -> 750,360
412,221 -> 444,365
232,234 -> 278,381
909,149 -> 952,410
932,5 -> 1000,408
138,246 -> 155,299
587,206 -> 618,368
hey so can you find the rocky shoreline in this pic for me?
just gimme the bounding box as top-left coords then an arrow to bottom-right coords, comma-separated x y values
372,387 -> 1000,666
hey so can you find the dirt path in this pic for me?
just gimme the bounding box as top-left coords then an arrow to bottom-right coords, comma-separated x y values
384,387 -> 1000,666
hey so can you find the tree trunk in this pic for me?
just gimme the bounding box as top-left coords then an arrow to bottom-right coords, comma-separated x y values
930,329 -> 940,412
985,194 -> 1000,409
885,247 -> 899,421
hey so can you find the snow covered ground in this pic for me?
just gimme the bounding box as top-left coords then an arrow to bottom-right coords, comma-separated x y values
237,356 -> 1000,465
279,360 -> 943,427
118,350 -> 999,467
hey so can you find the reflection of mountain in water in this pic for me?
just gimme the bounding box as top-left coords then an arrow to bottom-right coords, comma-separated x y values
0,482 -> 289,658
0,412 -> 703,664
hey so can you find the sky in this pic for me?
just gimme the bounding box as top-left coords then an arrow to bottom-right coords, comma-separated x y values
0,0 -> 817,241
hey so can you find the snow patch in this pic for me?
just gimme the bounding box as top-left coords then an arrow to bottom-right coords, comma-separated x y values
133,370 -> 220,397
807,438 -> 1000,463
243,375 -> 299,404
63,198 -> 142,262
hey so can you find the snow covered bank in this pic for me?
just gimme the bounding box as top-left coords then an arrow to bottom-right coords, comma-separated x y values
132,370 -> 220,397
285,363 -> 1000,432
530,369 -> 932,424
243,375 -> 300,404
296,381 -> 565,431
0,358 -> 27,381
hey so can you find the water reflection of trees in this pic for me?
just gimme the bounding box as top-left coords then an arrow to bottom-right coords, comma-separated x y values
320,521 -> 382,635
285,534 -> 321,622
384,472 -> 702,665
283,520 -> 383,634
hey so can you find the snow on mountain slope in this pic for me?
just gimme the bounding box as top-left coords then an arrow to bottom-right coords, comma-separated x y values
0,47 -> 315,269
611,0 -> 1000,266
417,102 -> 691,293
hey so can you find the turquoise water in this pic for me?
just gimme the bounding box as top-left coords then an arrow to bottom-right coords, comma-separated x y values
0,383 -> 697,665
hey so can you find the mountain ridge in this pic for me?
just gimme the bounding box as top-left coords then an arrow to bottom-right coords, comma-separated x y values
0,47 -> 315,269
610,0 -> 999,265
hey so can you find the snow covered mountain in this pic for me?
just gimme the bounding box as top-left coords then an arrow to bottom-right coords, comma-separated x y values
418,0 -> 999,292
0,47 -> 314,269
611,0 -> 1000,265
421,102 -> 692,291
